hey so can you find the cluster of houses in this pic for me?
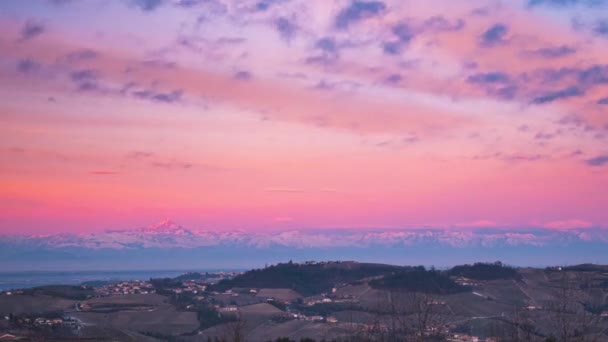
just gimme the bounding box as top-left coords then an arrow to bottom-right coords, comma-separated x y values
449,334 -> 498,342
2,315 -> 80,331
302,260 -> 356,266
286,313 -> 330,322
453,277 -> 481,287
169,280 -> 207,295
96,280 -> 155,296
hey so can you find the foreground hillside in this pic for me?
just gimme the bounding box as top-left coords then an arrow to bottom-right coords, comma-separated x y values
1,261 -> 607,341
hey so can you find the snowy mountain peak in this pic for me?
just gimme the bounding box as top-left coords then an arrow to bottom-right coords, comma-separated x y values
141,219 -> 193,235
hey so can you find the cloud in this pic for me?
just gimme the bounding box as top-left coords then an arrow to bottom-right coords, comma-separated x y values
70,69 -> 99,82
275,17 -> 296,42
384,74 -> 402,84
422,16 -> 465,32
19,21 -> 45,41
594,20 -> 608,37
527,45 -> 576,58
598,97 -> 608,105
306,37 -> 340,64
480,23 -> 508,47
126,151 -> 155,159
586,155 -> 608,166
316,37 -> 338,53
125,152 -> 202,170
140,59 -> 177,69
534,132 -> 555,140
151,160 -> 193,169
467,72 -> 510,84
234,71 -> 252,81
578,65 -> 608,86
89,170 -> 121,175
335,1 -> 386,29
62,49 -> 99,63
382,41 -> 402,55
131,88 -> 183,103
264,188 -> 305,193
129,0 -> 163,11
543,219 -> 594,230
173,0 -> 207,7
69,69 -> 101,92
555,114 -> 593,130
474,152 -> 548,163
529,65 -> 608,94
531,86 -> 584,104
16,59 -> 40,74
467,72 -> 517,100
454,220 -> 500,229
251,0 -> 287,12
382,23 -> 414,55
527,0 -> 608,7
392,23 -> 414,42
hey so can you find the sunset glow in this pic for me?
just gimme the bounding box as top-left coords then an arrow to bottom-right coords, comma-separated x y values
1,0 -> 608,234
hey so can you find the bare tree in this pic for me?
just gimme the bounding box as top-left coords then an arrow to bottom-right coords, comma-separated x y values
381,291 -> 448,342
503,305 -> 540,342
405,292 -> 449,341
545,271 -> 602,342
219,312 -> 247,342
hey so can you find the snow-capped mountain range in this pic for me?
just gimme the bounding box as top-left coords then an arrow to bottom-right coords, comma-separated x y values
2,220 -> 608,270
2,219 -> 607,250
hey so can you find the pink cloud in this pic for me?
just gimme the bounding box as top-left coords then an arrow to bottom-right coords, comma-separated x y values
543,219 -> 595,230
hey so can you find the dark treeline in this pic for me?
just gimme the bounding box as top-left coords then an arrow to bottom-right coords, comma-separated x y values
369,266 -> 469,294
447,261 -> 521,280
22,285 -> 95,300
210,261 -> 402,296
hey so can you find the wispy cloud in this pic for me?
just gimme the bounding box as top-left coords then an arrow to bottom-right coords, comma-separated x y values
264,188 -> 305,193
586,155 -> 608,166
19,20 -> 45,41
89,170 -> 121,175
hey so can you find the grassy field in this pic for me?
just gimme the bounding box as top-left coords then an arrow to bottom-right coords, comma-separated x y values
256,288 -> 302,302
0,294 -> 75,315
74,294 -> 198,336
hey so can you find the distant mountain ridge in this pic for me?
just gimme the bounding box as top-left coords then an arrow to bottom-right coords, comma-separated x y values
2,220 -> 608,270
1,219 -> 608,251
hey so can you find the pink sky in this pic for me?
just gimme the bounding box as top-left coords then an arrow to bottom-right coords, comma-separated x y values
0,0 -> 607,234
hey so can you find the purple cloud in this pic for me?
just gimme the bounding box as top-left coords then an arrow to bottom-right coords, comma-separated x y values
234,71 -> 252,81
384,74 -> 402,84
586,155 -> 608,166
63,49 -> 99,63
382,23 -> 414,55
531,86 -> 584,104
20,21 -> 45,41
528,0 -> 607,6
422,16 -> 465,32
467,72 -> 511,84
275,17 -> 297,42
594,20 -> 608,37
130,0 -> 163,11
132,89 -> 183,103
528,45 -> 576,58
480,23 -> 508,47
69,69 -> 101,92
335,1 -> 386,29
16,59 -> 40,74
